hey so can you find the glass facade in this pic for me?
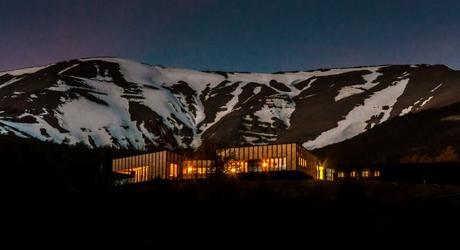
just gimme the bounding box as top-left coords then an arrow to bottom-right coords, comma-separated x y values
112,151 -> 183,184
295,144 -> 320,178
182,160 -> 214,179
112,143 -> 325,184
216,143 -> 311,174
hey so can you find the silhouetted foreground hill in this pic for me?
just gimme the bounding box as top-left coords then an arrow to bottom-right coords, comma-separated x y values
0,134 -> 120,191
5,180 -> 460,246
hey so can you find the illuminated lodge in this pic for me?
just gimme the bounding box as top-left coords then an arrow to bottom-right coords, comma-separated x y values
112,143 -> 334,184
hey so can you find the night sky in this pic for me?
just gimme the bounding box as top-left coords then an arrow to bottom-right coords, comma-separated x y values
1,0 -> 460,72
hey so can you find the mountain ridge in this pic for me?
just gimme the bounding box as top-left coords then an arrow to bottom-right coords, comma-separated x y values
3,56 -> 453,76
1,57 -> 459,164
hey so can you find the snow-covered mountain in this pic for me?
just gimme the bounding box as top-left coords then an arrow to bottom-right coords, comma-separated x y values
0,57 -> 459,156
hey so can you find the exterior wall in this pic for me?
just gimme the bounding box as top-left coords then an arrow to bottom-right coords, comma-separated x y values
215,143 -> 320,177
166,151 -> 182,180
112,143 -> 326,183
112,151 -> 182,184
295,144 -> 320,178
182,159 -> 214,179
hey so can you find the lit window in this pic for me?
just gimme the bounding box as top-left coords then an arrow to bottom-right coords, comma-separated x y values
350,171 -> 357,178
169,164 -> 178,178
338,172 -> 345,178
327,169 -> 335,181
118,166 -> 150,183
362,170 -> 369,178
374,170 -> 380,177
262,161 -> 268,168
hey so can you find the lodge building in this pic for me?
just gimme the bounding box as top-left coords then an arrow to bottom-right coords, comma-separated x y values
112,143 -> 334,184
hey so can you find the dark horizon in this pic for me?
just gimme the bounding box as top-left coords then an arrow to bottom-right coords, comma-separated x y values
1,0 -> 460,72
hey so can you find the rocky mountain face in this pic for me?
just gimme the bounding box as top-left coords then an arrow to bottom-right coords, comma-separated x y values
1,57 -> 459,163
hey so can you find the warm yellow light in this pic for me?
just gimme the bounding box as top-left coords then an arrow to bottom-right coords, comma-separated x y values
169,163 -> 178,177
362,170 -> 369,178
230,168 -> 236,173
319,166 -> 324,180
187,166 -> 193,173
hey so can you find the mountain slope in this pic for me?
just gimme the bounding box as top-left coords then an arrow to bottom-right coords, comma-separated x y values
0,57 -> 459,157
314,101 -> 460,166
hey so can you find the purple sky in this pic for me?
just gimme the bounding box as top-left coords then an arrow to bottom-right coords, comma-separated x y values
1,0 -> 460,72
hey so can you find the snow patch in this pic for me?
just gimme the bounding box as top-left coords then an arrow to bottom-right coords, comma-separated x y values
335,69 -> 383,101
242,135 -> 259,143
253,86 -> 261,95
420,96 -> 434,107
54,78 -> 147,149
254,96 -> 295,128
58,64 -> 79,75
431,83 -> 443,93
335,87 -> 367,101
304,78 -> 410,149
399,106 -> 413,116
0,114 -> 67,142
48,80 -> 73,92
197,83 -> 244,135
0,77 -> 24,89
0,64 -> 50,77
